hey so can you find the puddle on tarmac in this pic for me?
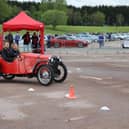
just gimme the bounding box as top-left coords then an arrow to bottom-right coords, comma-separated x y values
60,100 -> 95,109
0,99 -> 27,120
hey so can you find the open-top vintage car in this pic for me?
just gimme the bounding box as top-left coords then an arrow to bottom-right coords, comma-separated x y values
0,11 -> 67,86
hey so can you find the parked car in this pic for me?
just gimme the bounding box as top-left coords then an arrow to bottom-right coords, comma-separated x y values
75,33 -> 98,43
122,38 -> 129,48
111,33 -> 129,41
111,33 -> 120,41
50,36 -> 88,48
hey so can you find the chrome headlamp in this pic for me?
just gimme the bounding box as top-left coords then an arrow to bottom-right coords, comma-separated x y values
49,56 -> 62,64
57,56 -> 62,62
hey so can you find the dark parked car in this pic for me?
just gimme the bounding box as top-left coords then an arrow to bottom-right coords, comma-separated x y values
50,36 -> 88,48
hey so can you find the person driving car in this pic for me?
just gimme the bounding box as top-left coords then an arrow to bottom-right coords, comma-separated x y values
1,42 -> 11,60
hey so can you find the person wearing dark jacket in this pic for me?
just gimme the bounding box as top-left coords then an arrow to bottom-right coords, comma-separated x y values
47,35 -> 51,48
22,32 -> 30,52
1,42 -> 13,62
10,43 -> 20,58
5,32 -> 13,47
1,42 -> 20,62
31,32 -> 39,53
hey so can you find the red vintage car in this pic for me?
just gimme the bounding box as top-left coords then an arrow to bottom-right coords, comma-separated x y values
50,36 -> 88,48
0,11 -> 67,86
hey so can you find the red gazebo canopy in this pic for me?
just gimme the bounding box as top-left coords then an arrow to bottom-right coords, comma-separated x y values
2,11 -> 44,54
2,11 -> 44,31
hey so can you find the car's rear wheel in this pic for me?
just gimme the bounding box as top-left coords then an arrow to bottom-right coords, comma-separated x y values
37,65 -> 53,86
54,43 -> 60,48
2,74 -> 15,80
77,42 -> 84,48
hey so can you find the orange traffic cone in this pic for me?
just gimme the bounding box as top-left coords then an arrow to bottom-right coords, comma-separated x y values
65,85 -> 77,99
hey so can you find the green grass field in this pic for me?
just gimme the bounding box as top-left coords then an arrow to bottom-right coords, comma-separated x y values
45,25 -> 129,34
1,25 -> 129,34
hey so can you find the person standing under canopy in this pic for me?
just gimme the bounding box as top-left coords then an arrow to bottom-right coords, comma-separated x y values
5,31 -> 13,47
22,32 -> 30,52
15,32 -> 20,45
31,32 -> 39,53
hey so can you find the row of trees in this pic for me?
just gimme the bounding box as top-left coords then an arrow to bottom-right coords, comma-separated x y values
6,0 -> 68,29
0,0 -> 129,29
69,6 -> 127,26
0,0 -> 20,22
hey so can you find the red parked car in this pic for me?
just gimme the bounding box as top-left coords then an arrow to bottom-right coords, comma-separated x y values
50,36 -> 88,48
0,11 -> 67,86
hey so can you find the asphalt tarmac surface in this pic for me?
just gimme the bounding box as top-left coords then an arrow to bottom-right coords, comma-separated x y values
0,41 -> 129,129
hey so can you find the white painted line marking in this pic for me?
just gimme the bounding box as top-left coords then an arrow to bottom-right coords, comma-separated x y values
80,75 -> 103,81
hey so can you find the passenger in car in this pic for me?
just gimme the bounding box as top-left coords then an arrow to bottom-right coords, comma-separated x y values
1,42 -> 20,62
10,43 -> 20,58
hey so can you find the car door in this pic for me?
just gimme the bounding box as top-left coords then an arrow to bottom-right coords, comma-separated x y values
18,55 -> 26,74
60,37 -> 66,47
23,53 -> 39,73
66,37 -> 75,47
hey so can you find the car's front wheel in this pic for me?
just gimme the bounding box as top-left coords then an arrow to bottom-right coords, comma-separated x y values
77,42 -> 84,48
53,63 -> 67,83
54,43 -> 60,48
37,65 -> 53,86
2,74 -> 15,80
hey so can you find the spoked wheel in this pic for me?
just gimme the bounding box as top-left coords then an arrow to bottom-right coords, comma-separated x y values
2,74 -> 15,80
37,65 -> 53,86
53,63 -> 67,83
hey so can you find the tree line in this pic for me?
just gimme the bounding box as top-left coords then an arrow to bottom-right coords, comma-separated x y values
69,6 -> 129,26
0,0 -> 129,28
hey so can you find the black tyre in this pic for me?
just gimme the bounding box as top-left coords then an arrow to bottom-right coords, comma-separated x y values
37,65 -> 53,86
53,63 -> 67,83
2,74 -> 15,80
122,44 -> 125,48
54,43 -> 60,48
77,42 -> 84,48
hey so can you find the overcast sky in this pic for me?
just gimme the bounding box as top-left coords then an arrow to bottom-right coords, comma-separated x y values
15,0 -> 129,7
67,0 -> 129,7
